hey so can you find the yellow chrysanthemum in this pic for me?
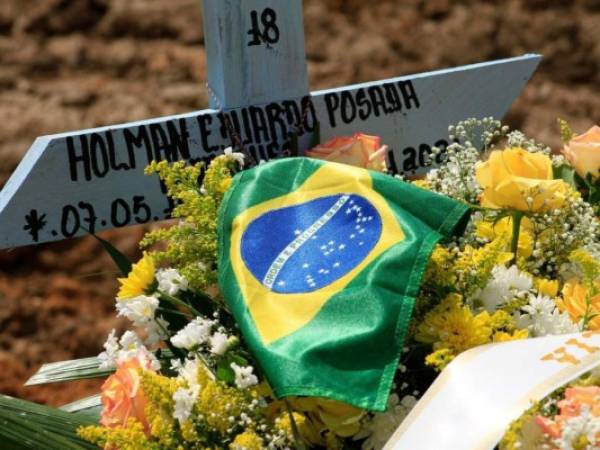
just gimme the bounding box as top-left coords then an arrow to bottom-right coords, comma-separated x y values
117,253 -> 156,300
489,310 -> 516,331
534,278 -> 560,298
493,329 -> 529,342
416,294 -> 493,370
230,430 -> 264,450
424,348 -> 455,371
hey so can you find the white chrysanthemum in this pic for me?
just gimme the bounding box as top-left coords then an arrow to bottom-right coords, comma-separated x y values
170,358 -> 183,372
98,329 -> 120,370
209,331 -> 230,356
170,317 -> 215,350
119,330 -> 144,352
156,268 -> 188,296
97,330 -> 160,370
554,406 -> 600,450
477,265 -> 533,312
224,146 -> 246,167
116,295 -> 159,326
144,316 -> 170,346
231,363 -> 258,389
354,394 -> 417,450
517,294 -> 579,337
172,385 -> 200,424
177,358 -> 201,388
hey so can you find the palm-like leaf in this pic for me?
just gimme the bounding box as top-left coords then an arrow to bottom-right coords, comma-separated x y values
0,395 -> 99,449
25,357 -> 112,386
61,395 -> 102,421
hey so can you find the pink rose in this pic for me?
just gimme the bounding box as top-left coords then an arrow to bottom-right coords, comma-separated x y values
306,133 -> 388,172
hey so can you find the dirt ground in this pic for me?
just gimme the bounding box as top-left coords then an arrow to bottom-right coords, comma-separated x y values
1,0 -> 599,407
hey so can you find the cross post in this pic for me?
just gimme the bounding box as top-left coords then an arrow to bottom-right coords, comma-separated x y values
203,0 -> 309,109
0,1 -> 541,249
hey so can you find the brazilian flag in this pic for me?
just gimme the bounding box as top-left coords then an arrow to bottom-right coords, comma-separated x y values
218,158 -> 469,411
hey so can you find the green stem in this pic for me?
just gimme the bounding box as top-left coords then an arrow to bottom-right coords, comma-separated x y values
284,399 -> 307,450
154,317 -> 171,340
581,283 -> 596,331
193,350 -> 217,380
510,211 -> 524,265
156,307 -> 191,318
158,290 -> 202,318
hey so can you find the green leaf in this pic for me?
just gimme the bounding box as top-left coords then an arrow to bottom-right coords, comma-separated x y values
25,357 -> 113,386
0,395 -> 99,450
589,189 -> 600,204
27,350 -> 175,386
553,164 -> 577,189
230,354 -> 249,366
586,173 -> 596,187
61,396 -> 102,422
91,233 -> 132,276
216,359 -> 235,383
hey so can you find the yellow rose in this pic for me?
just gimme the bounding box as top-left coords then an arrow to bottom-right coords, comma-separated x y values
559,280 -> 600,330
306,133 -> 388,172
475,147 -> 568,212
563,125 -> 600,180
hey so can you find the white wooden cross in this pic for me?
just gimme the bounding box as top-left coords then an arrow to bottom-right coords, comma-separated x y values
0,0 -> 541,249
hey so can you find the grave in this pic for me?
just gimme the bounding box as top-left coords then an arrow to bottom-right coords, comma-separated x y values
0,0 -> 541,249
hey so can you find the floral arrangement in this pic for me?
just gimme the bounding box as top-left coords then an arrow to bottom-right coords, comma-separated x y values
501,367 -> 600,449
3,119 -> 600,450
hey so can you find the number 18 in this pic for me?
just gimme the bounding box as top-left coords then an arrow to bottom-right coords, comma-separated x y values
247,8 -> 280,46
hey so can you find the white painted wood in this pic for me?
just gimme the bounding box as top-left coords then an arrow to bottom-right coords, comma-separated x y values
0,55 -> 540,248
384,332 -> 600,450
202,0 -> 309,109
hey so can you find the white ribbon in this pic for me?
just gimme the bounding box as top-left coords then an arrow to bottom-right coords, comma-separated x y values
385,332 -> 600,450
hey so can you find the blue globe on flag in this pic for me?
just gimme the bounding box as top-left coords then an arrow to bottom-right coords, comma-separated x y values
240,194 -> 383,294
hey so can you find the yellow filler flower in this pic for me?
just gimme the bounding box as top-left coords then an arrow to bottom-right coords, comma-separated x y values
117,253 -> 156,300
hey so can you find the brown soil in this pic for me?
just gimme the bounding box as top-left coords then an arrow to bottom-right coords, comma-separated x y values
0,0 -> 599,407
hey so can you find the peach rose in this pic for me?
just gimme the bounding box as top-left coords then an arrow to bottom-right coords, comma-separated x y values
536,386 -> 600,442
306,133 -> 388,172
100,353 -> 154,433
563,125 -> 600,180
